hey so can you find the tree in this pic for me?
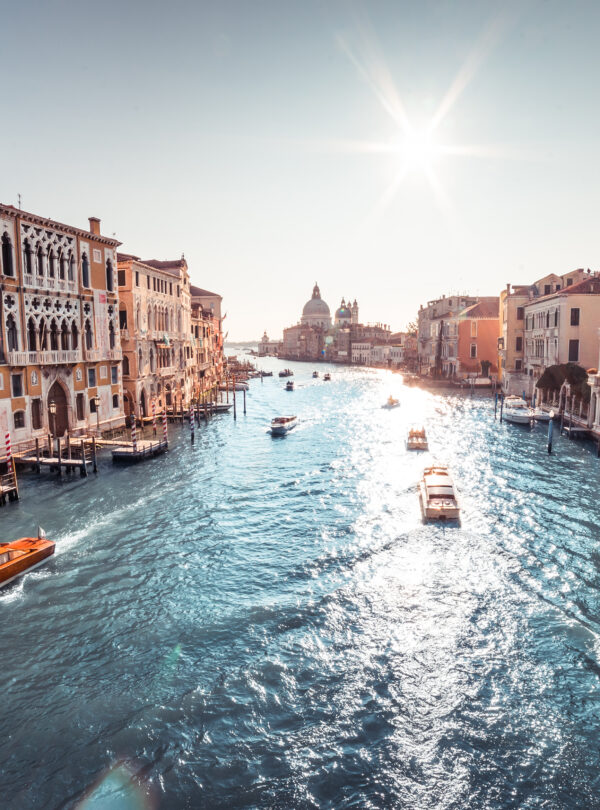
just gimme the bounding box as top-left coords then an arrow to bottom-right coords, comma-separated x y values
405,320 -> 417,336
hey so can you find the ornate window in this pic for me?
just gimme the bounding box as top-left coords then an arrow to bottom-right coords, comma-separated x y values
31,399 -> 42,430
61,320 -> 70,350
49,319 -> 59,351
123,355 -> 130,376
6,314 -> 18,352
24,239 -> 33,275
106,258 -> 114,292
27,317 -> 37,351
81,253 -> 90,288
68,252 -> 75,282
48,248 -> 55,278
1,232 -> 13,277
71,322 -> 78,350
109,321 -> 115,349
85,320 -> 93,350
36,244 -> 44,277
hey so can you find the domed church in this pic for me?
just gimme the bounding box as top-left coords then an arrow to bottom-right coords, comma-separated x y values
301,282 -> 331,329
335,297 -> 359,326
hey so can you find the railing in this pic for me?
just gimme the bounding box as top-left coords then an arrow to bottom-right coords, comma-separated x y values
7,349 -> 82,366
84,348 -> 102,361
120,329 -> 130,341
22,275 -> 78,293
159,365 -> 176,376
107,349 -> 122,361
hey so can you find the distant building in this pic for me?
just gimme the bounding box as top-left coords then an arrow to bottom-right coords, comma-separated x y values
301,283 -> 331,329
258,331 -> 282,356
417,294 -> 478,377
456,298 -> 499,378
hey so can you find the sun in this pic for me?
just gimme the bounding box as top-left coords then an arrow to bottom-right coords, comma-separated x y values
397,129 -> 440,173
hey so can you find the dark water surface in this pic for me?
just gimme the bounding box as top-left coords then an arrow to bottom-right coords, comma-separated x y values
2,358 -> 600,809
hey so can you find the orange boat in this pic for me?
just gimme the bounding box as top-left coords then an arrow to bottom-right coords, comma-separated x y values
0,537 -> 55,589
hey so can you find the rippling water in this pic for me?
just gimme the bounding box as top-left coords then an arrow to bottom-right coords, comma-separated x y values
2,358 -> 600,809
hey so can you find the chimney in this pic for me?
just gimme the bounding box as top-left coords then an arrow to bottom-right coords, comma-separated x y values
89,217 -> 101,236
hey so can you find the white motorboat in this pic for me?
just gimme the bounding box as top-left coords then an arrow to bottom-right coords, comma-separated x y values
419,465 -> 460,522
270,416 -> 297,435
407,426 -> 428,451
532,408 -> 554,422
503,396 -> 534,424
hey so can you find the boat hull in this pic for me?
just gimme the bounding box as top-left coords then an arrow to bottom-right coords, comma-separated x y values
0,538 -> 55,589
407,438 -> 428,450
503,410 -> 532,424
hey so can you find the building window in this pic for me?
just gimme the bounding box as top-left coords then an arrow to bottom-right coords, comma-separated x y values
82,253 -> 90,287
123,355 -> 130,376
13,410 -> 25,429
111,366 -> 118,384
31,399 -> 42,429
89,397 -> 97,414
6,314 -> 18,352
118,270 -> 126,287
135,271 -> 139,286
106,259 -> 114,292
1,232 -> 14,276
100,365 -> 107,380
76,393 -> 85,421
516,336 -> 523,351
568,339 -> 579,362
112,394 -> 119,409
566,278 -> 573,286
515,359 -> 522,370
470,344 -> 477,359
516,307 -> 524,320
570,308 -> 580,326
88,367 -> 96,387
85,320 -> 93,350
554,310 -> 559,327
11,373 -> 22,397
544,284 -> 551,295
147,275 -> 151,289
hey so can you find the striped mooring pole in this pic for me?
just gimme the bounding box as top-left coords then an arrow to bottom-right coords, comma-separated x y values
5,432 -> 12,474
131,416 -> 137,453
190,403 -> 195,444
152,401 -> 157,436
162,409 -> 168,445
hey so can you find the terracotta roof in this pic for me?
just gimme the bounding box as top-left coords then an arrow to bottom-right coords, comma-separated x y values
190,284 -> 221,299
554,275 -> 600,296
461,298 -> 499,319
116,252 -> 140,262
141,258 -> 186,277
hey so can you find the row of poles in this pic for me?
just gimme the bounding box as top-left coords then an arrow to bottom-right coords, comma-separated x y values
493,390 -> 562,454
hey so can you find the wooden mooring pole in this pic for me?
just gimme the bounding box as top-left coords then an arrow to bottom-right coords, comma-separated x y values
243,388 -> 246,415
92,437 -> 98,473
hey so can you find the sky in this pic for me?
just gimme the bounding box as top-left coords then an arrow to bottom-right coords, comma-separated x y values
3,0 -> 600,339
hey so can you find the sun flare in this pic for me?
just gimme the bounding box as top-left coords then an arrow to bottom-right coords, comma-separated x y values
397,129 -> 440,173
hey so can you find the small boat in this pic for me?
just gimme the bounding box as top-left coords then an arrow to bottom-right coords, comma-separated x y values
270,415 -> 297,435
381,395 -> 400,409
323,373 -> 331,381
218,381 -> 249,391
261,371 -> 273,377
532,408 -> 554,422
419,466 -> 460,522
407,426 -> 428,450
0,534 -> 55,589
503,395 -> 534,424
285,380 -> 294,391
279,369 -> 294,378
312,371 -> 319,378
213,403 -> 234,413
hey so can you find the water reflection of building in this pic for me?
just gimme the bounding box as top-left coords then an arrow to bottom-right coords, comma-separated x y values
0,204 -> 124,442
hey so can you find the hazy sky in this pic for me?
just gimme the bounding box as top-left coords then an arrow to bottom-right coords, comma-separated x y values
3,0 -> 600,338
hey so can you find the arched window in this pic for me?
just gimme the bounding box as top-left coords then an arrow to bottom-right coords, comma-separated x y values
61,320 -> 70,350
39,318 -> 48,350
149,347 -> 155,372
68,252 -> 75,282
36,244 -> 44,277
59,250 -> 67,280
27,317 -> 37,351
1,233 -> 13,277
71,322 -> 78,350
135,303 -> 140,331
48,248 -> 55,278
138,348 -> 143,373
123,355 -> 130,376
85,320 -> 93,350
147,305 -> 153,331
49,319 -> 59,351
112,394 -> 119,409
106,259 -> 114,292
81,253 -> 90,288
6,314 -> 18,352
108,321 -> 115,349
24,239 -> 33,275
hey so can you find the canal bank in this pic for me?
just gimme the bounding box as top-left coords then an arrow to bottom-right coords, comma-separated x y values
2,357 -> 600,809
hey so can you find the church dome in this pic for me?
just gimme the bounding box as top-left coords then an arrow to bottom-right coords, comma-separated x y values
301,283 -> 331,327
335,297 -> 352,324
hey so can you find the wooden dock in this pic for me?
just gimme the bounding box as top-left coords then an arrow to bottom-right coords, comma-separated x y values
111,439 -> 168,462
562,425 -> 592,439
0,467 -> 19,505
12,436 -> 93,477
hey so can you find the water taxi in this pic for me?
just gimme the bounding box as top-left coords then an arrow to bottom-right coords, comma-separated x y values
419,466 -> 460,521
285,380 -> 294,391
323,373 -> 331,381
407,427 -> 428,450
279,369 -> 294,378
270,416 -> 297,435
382,395 -> 400,409
0,535 -> 55,589
503,396 -> 534,424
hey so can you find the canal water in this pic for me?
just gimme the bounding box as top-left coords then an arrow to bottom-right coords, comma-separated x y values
2,357 -> 600,809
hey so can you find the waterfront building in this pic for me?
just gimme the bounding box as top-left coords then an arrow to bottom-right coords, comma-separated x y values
417,294 -> 478,376
300,283 -> 331,329
499,270 -> 587,395
456,298 -> 500,378
190,284 -> 224,399
522,272 -> 600,396
0,204 -> 124,441
117,253 -> 194,418
258,331 -> 282,356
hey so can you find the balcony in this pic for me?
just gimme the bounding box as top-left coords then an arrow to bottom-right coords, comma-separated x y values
22,274 -> 78,294
7,349 -> 82,366
159,365 -> 176,376
84,348 -> 102,362
107,349 -> 122,361
120,329 -> 130,341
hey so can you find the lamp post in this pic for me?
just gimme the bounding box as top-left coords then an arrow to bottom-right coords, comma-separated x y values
92,395 -> 100,436
49,399 -> 56,437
